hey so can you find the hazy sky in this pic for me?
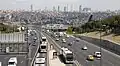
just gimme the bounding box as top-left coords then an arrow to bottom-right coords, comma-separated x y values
0,0 -> 120,11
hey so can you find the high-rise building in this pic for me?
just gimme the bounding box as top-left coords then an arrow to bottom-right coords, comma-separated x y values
31,4 -> 33,12
64,6 -> 67,12
70,5 -> 73,12
58,6 -> 60,12
79,5 -> 82,12
83,8 -> 91,12
67,5 -> 68,12
53,6 -> 56,12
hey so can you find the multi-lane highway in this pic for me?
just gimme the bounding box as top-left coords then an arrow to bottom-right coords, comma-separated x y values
44,31 -> 120,66
33,25 -> 48,66
42,32 -> 77,66
0,25 -> 40,66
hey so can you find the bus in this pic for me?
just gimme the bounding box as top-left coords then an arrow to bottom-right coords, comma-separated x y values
61,47 -> 74,64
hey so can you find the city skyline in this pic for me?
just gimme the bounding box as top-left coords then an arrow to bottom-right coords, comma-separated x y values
0,0 -> 120,11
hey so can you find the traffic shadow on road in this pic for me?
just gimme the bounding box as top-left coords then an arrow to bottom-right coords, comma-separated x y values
58,54 -> 66,64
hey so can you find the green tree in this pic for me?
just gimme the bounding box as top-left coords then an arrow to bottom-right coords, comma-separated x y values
66,27 -> 73,34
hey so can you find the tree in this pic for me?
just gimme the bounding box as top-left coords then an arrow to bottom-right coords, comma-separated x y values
66,27 -> 73,34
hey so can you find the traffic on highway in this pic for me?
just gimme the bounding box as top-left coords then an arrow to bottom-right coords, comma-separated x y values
0,1 -> 120,66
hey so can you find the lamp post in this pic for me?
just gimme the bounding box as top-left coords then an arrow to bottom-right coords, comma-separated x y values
99,19 -> 106,66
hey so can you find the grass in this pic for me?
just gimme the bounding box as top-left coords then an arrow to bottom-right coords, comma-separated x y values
77,31 -> 120,44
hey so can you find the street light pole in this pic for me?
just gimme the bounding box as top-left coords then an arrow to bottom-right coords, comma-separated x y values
100,27 -> 102,66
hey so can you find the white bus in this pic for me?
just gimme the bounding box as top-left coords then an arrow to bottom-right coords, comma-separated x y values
61,47 -> 74,64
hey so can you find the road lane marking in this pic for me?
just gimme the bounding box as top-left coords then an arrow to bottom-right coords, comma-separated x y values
24,56 -> 27,58
21,61 -> 23,63
103,59 -> 115,66
4,57 -> 9,59
75,37 -> 120,58
43,32 -> 83,66
42,33 -> 61,49
74,60 -> 82,66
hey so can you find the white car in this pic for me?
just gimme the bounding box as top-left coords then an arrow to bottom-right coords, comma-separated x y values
56,38 -> 59,41
8,57 -> 17,66
66,35 -> 70,38
35,57 -> 45,66
82,46 -> 88,50
62,39 -> 66,43
94,52 -> 101,59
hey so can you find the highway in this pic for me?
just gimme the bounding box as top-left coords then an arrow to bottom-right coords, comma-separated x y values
34,25 -> 75,66
0,25 -> 40,66
33,25 -> 48,66
41,32 -> 76,66
44,32 -> 120,66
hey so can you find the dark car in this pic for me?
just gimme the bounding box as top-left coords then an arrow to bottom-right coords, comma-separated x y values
68,42 -> 72,46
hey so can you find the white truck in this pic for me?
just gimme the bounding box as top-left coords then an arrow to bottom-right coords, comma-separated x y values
8,57 -> 17,66
61,47 -> 74,63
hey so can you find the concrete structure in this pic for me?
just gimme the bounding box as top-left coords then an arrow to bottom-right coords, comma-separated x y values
49,49 -> 65,66
43,24 -> 68,31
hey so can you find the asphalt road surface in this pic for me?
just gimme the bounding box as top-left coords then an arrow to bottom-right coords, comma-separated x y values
45,32 -> 120,66
33,25 -> 48,66
0,54 -> 27,66
42,32 -> 76,66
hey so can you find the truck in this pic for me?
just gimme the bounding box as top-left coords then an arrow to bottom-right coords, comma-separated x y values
61,47 -> 74,63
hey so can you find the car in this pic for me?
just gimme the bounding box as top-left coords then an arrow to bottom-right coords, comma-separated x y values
76,38 -> 79,42
56,38 -> 59,41
87,55 -> 94,61
8,57 -> 17,66
82,46 -> 87,50
62,39 -> 66,43
68,42 -> 72,46
66,35 -> 70,38
94,52 -> 101,59
34,37 -> 37,40
35,57 -> 45,66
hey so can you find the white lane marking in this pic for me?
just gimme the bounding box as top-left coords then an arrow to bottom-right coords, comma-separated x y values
21,61 -> 23,63
4,57 -> 9,59
74,60 -> 82,66
75,37 -> 120,58
103,59 -> 115,66
24,56 -> 27,58
42,33 -> 61,49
